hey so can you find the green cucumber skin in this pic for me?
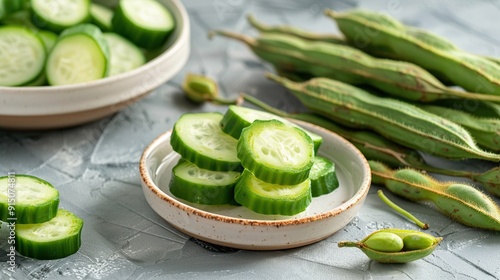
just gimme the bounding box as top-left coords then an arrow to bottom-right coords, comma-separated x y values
0,175 -> 59,224
234,169 -> 312,216
309,156 -> 339,197
169,161 -> 240,205
111,0 -> 175,49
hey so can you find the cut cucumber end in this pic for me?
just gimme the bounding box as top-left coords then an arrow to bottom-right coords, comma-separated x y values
31,0 -> 91,33
15,209 -> 83,260
46,24 -> 109,85
112,0 -> 175,49
0,175 -> 59,224
234,169 -> 312,216
0,25 -> 46,86
170,161 -> 241,205
310,156 -> 339,197
170,112 -> 241,171
237,119 -> 314,185
104,32 -> 146,76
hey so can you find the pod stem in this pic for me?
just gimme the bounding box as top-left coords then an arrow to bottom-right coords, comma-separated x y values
377,190 -> 429,229
208,30 -> 256,46
337,241 -> 361,248
265,72 -> 304,92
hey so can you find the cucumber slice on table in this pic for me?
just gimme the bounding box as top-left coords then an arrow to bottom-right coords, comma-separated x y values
234,169 -> 312,216
46,23 -> 109,85
16,209 -> 83,260
0,25 -> 46,86
90,2 -> 113,32
309,156 -> 339,197
31,0 -> 90,33
170,112 -> 241,171
237,119 -> 314,185
170,160 -> 241,205
0,175 -> 59,224
104,32 -> 145,76
112,0 -> 175,49
220,105 -> 323,152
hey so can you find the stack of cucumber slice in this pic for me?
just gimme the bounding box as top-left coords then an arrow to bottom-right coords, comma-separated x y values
0,175 -> 83,260
169,106 -> 340,216
0,0 -> 175,86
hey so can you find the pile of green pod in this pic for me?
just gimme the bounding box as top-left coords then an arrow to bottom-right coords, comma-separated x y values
208,11 -> 500,231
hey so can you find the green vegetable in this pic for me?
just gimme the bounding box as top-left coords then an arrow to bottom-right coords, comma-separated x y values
31,0 -> 90,33
234,169 -> 312,216
0,175 -> 59,224
16,209 -> 83,260
309,156 -> 339,197
338,228 -> 442,263
370,161 -> 500,231
237,119 -> 314,185
266,73 -> 500,162
170,112 -> 241,171
103,32 -> 145,76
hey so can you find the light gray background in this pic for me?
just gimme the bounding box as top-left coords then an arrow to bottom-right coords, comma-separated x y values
1,0 -> 500,279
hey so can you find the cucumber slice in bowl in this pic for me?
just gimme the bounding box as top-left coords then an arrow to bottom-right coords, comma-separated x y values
104,32 -> 146,76
220,105 -> 323,152
112,0 -> 175,49
0,25 -> 46,86
234,169 -> 312,216
0,175 -> 59,224
237,119 -> 315,185
310,156 -> 339,197
170,160 -> 241,205
90,2 -> 113,32
16,209 -> 83,260
170,112 -> 241,171
46,23 -> 109,86
31,0 -> 90,33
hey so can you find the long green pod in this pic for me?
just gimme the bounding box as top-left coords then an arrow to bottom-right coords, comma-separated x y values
325,9 -> 500,96
432,99 -> 500,119
210,30 -> 500,103
241,93 -> 500,197
247,14 -> 347,44
419,104 -> 500,152
266,74 -> 500,161
369,161 -> 500,231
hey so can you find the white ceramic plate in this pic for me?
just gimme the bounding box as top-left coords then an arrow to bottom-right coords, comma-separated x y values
0,0 -> 190,130
140,120 -> 371,250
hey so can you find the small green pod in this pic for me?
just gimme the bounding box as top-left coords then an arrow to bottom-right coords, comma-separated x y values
182,73 -> 220,104
338,228 -> 443,263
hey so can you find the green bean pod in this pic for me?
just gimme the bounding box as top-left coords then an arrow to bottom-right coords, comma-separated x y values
209,30 -> 500,103
370,161 -> 500,231
338,228 -> 442,263
432,99 -> 500,120
325,9 -> 500,96
266,73 -> 500,161
419,104 -> 500,152
241,94 -> 500,197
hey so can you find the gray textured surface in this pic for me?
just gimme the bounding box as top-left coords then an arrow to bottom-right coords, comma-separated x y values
1,0 -> 500,279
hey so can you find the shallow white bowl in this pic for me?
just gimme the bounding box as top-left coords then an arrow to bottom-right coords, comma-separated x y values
0,0 -> 190,130
139,120 -> 371,250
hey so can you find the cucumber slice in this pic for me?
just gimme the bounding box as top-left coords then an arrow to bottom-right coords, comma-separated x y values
0,175 -> 59,224
170,160 -> 240,205
112,0 -> 175,49
90,2 -> 113,32
170,112 -> 241,171
15,209 -> 83,260
234,169 -> 312,215
46,23 -> 109,85
31,0 -> 90,33
237,119 -> 314,185
104,32 -> 146,76
220,105 -> 323,153
2,0 -> 27,16
0,25 -> 46,86
309,156 -> 339,197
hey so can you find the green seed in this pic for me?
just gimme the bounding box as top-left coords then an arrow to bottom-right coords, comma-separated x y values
403,233 -> 436,251
364,232 -> 404,252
